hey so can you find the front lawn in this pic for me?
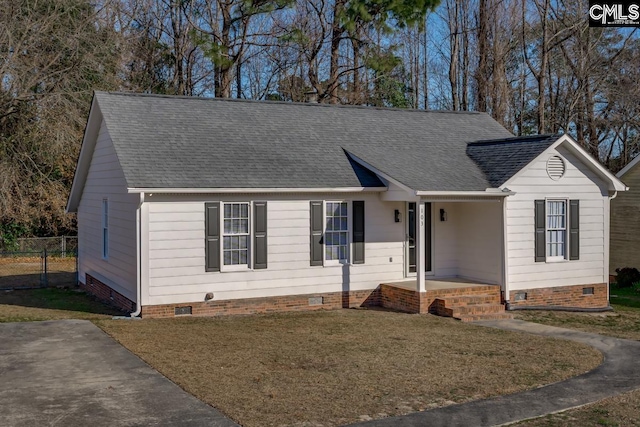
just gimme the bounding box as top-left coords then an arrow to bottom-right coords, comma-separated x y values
0,288 -> 606,426
96,310 -> 601,427
514,286 -> 640,341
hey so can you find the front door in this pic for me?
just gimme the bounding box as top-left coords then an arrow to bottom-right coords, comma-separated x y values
406,202 -> 432,275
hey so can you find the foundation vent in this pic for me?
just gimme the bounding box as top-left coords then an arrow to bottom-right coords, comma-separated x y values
175,306 -> 192,316
583,287 -> 594,295
309,297 -> 324,306
546,155 -> 566,180
514,292 -> 527,302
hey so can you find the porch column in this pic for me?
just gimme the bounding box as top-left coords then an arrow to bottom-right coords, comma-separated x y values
416,202 -> 426,292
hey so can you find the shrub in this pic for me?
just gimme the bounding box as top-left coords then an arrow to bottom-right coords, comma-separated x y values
615,267 -> 640,288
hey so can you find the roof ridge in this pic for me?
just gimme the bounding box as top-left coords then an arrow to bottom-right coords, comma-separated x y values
467,134 -> 560,146
95,90 -> 486,116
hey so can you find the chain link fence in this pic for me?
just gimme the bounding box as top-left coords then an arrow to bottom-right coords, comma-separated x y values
0,237 -> 78,289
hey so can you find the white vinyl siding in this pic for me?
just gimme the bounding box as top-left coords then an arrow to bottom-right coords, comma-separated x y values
505,145 -> 608,292
144,193 -> 405,306
76,120 -> 138,301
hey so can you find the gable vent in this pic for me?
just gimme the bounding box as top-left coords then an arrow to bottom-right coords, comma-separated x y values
546,155 -> 565,180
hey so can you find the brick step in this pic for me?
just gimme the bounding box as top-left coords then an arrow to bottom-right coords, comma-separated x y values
450,303 -> 506,316
428,285 -> 499,297
438,294 -> 501,305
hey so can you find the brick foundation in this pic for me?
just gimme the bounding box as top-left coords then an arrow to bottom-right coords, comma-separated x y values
141,288 -> 381,319
81,274 -> 136,313
507,283 -> 608,309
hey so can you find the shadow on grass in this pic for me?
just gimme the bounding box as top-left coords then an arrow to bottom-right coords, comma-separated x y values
610,286 -> 640,309
0,287 -> 125,317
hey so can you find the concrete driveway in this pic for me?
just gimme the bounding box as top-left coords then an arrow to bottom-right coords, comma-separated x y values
0,319 -> 237,426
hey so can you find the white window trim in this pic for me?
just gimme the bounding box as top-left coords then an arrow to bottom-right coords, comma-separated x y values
545,198 -> 568,263
102,198 -> 109,260
220,201 -> 252,272
323,200 -> 351,266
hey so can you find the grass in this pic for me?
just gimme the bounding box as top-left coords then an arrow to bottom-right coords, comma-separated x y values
514,286 -> 640,341
0,287 -> 613,426
0,287 -> 124,322
95,310 -> 601,426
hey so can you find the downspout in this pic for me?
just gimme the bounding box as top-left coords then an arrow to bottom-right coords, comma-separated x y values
130,192 -> 145,317
606,190 -> 618,305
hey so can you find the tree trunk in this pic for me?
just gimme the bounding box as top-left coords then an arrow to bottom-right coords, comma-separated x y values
328,0 -> 345,104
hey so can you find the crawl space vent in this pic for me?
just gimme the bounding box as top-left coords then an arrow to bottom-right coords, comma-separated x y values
175,306 -> 192,316
546,155 -> 565,180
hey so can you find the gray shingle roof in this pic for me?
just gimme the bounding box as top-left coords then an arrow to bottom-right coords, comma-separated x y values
466,135 -> 560,187
95,92 -> 520,191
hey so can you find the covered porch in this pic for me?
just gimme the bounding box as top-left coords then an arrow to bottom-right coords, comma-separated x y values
378,192 -> 511,321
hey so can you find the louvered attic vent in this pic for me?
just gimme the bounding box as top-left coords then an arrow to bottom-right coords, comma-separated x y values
546,155 -> 565,180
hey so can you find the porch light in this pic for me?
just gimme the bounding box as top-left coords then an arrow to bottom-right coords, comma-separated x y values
394,209 -> 402,223
440,209 -> 447,222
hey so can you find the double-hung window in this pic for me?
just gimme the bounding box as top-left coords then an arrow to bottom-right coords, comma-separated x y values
310,200 -> 365,266
325,202 -> 349,262
535,199 -> 579,262
546,200 -> 566,260
205,201 -> 268,272
223,203 -> 250,267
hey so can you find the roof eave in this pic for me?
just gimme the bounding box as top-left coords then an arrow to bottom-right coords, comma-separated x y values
66,94 -> 102,213
415,190 -> 515,197
126,187 -> 388,194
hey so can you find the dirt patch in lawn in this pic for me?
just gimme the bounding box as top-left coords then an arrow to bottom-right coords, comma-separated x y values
97,309 -> 602,427
0,288 -> 124,322
514,388 -> 640,426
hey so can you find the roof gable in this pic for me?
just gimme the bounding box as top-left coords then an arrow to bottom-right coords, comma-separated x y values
466,135 -> 559,187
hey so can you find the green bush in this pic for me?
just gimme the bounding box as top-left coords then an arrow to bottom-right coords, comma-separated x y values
615,267 -> 640,288
633,282 -> 640,294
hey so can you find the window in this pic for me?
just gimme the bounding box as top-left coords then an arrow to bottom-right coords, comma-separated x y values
222,203 -> 250,267
546,200 -> 566,259
102,199 -> 109,259
535,199 -> 579,263
325,202 -> 349,262
205,202 -> 267,272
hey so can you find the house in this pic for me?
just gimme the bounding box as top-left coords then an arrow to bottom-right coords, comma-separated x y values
66,92 -> 627,319
611,156 -> 640,275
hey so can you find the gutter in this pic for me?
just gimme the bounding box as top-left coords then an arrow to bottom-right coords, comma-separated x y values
130,192 -> 145,317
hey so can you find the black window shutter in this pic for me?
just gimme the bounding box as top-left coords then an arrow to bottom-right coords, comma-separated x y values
352,201 -> 365,264
534,200 -> 546,262
254,202 -> 268,269
310,201 -> 323,266
569,200 -> 579,260
205,202 -> 220,272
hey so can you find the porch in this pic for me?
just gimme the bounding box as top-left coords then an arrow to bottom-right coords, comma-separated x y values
378,277 -> 510,322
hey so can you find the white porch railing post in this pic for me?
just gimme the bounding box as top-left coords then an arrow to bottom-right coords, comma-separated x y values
416,202 -> 426,292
